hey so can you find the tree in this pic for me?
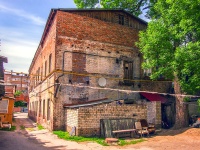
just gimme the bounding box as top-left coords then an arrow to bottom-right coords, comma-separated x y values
74,0 -> 157,17
138,0 -> 200,128
14,90 -> 22,97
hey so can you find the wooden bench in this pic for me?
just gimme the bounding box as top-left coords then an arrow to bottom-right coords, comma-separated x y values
112,129 -> 136,138
100,118 -> 137,138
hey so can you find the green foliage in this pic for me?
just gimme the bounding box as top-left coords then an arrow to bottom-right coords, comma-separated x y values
138,0 -> 200,94
14,101 -> 26,107
118,139 -> 144,146
53,130 -> 144,146
74,0 -> 99,8
183,97 -> 190,102
20,125 -> 25,130
74,0 -> 156,17
14,90 -> 22,97
0,126 -> 16,131
37,124 -> 45,130
53,131 -> 108,146
197,99 -> 200,112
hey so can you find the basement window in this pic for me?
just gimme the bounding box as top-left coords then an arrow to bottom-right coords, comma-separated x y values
119,14 -> 124,25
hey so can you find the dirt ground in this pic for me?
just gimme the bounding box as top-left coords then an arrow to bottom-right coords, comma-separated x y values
127,128 -> 200,150
13,113 -> 200,150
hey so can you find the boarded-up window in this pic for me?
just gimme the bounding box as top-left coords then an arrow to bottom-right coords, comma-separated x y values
124,61 -> 133,85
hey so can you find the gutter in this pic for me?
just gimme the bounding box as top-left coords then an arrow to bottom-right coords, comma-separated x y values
54,51 -> 68,98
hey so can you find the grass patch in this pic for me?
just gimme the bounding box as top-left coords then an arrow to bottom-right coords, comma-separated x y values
37,124 -> 45,130
53,131 -> 108,146
20,125 -> 25,130
53,130 -> 145,146
118,139 -> 145,146
26,128 -> 35,131
0,126 -> 16,131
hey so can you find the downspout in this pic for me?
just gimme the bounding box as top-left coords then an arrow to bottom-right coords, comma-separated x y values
54,51 -> 68,98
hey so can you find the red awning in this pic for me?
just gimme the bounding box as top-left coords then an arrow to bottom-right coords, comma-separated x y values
140,92 -> 167,103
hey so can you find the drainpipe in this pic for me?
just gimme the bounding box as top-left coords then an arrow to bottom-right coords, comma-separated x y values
54,51 -> 68,98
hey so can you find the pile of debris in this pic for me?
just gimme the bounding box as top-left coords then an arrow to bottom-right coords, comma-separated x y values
189,115 -> 200,128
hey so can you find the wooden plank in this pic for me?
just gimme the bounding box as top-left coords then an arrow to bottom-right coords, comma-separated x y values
112,129 -> 136,133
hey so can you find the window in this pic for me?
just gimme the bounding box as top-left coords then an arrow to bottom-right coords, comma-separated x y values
119,14 -> 124,25
49,54 -> 52,73
35,101 -> 38,116
47,99 -> 50,121
123,61 -> 133,85
41,67 -> 43,81
144,68 -> 152,77
39,100 -> 41,117
43,100 -> 45,119
44,61 -> 47,77
22,84 -> 27,87
38,67 -> 40,82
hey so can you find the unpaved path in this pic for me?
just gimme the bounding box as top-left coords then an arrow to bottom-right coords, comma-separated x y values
13,113 -> 200,150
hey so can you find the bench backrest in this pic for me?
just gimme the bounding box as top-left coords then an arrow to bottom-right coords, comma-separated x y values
100,118 -> 135,138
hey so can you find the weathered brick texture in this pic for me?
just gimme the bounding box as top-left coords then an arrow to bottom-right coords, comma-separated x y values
29,9 -> 166,132
66,102 -> 147,136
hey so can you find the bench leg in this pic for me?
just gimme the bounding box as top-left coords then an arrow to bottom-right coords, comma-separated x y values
130,132 -> 134,138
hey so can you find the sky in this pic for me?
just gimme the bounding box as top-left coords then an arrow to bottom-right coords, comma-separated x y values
0,0 -> 148,74
0,0 -> 76,73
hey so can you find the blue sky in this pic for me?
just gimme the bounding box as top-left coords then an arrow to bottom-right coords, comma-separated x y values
0,0 -> 148,73
0,0 -> 76,73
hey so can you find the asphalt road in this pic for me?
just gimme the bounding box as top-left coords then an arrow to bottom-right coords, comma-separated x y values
0,130 -> 50,150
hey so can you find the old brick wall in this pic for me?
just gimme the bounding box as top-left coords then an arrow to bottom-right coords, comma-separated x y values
56,11 -> 140,48
55,10 -> 142,107
66,102 -> 147,136
29,14 -> 57,130
140,81 -> 172,93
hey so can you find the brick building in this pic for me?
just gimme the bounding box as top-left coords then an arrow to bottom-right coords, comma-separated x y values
28,9 -> 171,135
4,70 -> 29,102
0,56 -> 7,99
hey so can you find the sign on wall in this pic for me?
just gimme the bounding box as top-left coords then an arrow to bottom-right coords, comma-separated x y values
0,100 -> 8,113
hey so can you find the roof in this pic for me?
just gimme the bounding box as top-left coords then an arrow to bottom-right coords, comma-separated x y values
55,8 -> 148,24
63,98 -> 120,108
29,8 -> 147,72
140,92 -> 168,104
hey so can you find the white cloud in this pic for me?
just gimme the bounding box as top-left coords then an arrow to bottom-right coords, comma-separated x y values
0,26 -> 39,73
0,4 -> 45,26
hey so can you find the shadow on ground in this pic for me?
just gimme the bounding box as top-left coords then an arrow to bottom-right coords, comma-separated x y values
12,112 -> 81,150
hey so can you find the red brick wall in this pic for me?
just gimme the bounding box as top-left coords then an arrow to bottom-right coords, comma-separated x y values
56,11 -> 139,48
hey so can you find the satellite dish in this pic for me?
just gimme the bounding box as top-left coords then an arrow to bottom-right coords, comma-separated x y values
98,77 -> 106,87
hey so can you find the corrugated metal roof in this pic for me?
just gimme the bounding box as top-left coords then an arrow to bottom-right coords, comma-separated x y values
64,98 -> 122,108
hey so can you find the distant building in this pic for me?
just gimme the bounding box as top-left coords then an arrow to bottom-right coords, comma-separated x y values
4,70 -> 29,102
0,56 -> 7,99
